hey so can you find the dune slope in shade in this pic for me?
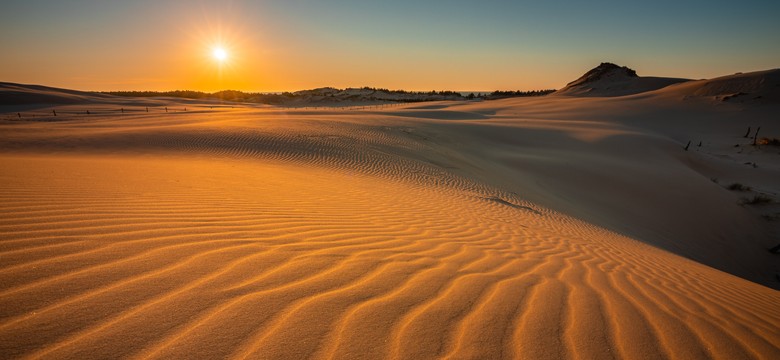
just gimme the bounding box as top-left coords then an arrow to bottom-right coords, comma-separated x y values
0,153 -> 778,359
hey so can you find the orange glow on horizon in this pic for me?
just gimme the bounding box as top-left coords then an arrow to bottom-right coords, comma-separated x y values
1,2 -> 778,94
170,13 -> 269,93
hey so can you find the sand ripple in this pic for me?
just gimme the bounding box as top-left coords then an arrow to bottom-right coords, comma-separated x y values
0,107 -> 778,359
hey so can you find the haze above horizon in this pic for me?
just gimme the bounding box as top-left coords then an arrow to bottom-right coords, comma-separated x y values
1,0 -> 778,92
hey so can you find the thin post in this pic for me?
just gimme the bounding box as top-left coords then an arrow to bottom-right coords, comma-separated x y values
52,110 -> 57,116
743,126 -> 751,138
684,140 -> 691,151
754,127 -> 761,146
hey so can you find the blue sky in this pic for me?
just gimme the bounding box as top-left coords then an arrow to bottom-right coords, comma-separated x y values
1,0 -> 778,91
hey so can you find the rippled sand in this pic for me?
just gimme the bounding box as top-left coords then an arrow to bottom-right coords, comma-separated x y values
1,96 -> 778,359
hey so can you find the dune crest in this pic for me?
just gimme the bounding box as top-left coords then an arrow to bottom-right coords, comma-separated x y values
655,68 -> 780,103
554,62 -> 689,97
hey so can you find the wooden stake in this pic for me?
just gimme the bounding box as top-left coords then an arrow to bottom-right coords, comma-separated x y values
754,127 -> 761,146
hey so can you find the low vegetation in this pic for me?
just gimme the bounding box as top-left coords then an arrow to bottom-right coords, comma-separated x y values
727,183 -> 751,191
741,195 -> 773,205
757,137 -> 780,146
101,87 -> 556,104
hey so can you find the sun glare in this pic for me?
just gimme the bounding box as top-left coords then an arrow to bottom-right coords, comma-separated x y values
212,47 -> 228,62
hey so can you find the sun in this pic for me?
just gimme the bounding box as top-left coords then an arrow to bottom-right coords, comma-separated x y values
212,47 -> 228,62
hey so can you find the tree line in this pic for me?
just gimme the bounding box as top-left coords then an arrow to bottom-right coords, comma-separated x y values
101,87 -> 556,103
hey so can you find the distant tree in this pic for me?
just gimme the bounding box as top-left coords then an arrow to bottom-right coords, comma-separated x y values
486,89 -> 555,99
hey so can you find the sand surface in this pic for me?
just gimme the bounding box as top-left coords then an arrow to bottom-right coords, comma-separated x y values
1,79 -> 779,359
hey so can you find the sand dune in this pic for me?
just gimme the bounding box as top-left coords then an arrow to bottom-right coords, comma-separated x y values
553,63 -> 690,97
652,68 -> 780,104
0,82 -> 117,106
1,73 -> 779,359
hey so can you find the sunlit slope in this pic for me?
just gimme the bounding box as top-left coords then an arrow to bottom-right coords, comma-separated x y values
0,154 -> 778,359
1,75 -> 779,358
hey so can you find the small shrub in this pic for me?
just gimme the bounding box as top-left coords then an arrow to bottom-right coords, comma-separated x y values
742,195 -> 772,205
762,214 -> 780,221
757,137 -> 780,146
727,183 -> 751,191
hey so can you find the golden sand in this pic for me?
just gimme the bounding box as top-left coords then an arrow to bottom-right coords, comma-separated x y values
1,84 -> 779,358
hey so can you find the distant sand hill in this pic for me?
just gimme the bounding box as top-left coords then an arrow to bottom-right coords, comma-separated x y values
1,65 -> 779,359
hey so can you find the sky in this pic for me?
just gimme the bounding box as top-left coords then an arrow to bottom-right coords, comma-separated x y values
1,0 -> 778,92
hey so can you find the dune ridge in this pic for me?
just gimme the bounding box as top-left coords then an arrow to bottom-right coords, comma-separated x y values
553,63 -> 690,97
